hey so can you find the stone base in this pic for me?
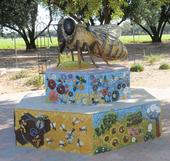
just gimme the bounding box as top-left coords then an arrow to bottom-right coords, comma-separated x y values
14,89 -> 161,154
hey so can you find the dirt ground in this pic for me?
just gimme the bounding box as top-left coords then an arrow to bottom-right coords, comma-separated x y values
0,42 -> 170,94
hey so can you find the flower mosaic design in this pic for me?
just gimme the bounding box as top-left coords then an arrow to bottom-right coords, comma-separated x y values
73,76 -> 87,91
48,79 -> 56,90
89,74 -> 125,104
46,74 -> 88,104
49,90 -> 59,101
56,84 -> 66,95
46,68 -> 130,105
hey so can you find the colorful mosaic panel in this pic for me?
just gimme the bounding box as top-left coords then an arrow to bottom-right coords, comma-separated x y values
15,102 -> 161,154
92,103 -> 161,154
45,68 -> 130,105
15,109 -> 94,154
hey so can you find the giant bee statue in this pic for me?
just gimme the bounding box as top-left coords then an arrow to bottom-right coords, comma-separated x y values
57,18 -> 128,68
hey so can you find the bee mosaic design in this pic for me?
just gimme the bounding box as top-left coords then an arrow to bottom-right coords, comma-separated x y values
15,113 -> 56,148
15,110 -> 93,153
57,18 -> 128,67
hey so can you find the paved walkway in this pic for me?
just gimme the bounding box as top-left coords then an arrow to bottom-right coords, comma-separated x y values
0,88 -> 170,161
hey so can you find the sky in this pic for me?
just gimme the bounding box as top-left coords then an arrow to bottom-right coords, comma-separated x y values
37,5 -> 61,31
37,5 -> 58,31
37,5 -> 51,24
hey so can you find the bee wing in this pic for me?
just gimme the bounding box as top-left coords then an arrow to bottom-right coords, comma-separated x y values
89,24 -> 122,39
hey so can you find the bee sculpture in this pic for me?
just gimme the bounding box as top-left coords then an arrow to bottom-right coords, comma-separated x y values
57,18 -> 128,68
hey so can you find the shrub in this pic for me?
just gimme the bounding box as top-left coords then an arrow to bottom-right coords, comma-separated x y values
130,63 -> 144,72
144,55 -> 162,64
11,70 -> 28,80
25,75 -> 43,88
159,63 -> 170,70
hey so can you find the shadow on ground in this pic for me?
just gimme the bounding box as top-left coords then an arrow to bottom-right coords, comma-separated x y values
0,100 -> 170,161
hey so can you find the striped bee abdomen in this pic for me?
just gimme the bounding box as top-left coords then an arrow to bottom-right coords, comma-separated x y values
92,32 -> 128,61
101,38 -> 128,60
110,40 -> 128,60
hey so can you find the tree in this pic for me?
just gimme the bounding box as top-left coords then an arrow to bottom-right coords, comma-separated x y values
95,112 -> 117,136
0,0 -> 53,50
119,0 -> 170,43
97,0 -> 125,25
50,0 -> 101,24
50,0 -> 125,25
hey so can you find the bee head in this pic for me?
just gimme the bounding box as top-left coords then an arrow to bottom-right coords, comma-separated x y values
63,18 -> 75,35
57,18 -> 76,53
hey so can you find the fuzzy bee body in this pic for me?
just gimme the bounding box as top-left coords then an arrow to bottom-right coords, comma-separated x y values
59,140 -> 66,147
67,24 -> 96,49
60,124 -> 67,132
77,138 -> 84,147
72,117 -> 80,125
79,126 -> 87,133
57,18 -> 128,67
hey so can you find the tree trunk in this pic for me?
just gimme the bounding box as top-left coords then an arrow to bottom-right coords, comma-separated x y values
151,36 -> 162,43
103,2 -> 112,25
99,0 -> 112,25
25,39 -> 36,50
150,28 -> 162,43
21,31 -> 36,50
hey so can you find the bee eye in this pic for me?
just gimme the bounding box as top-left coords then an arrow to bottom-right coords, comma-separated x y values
63,18 -> 75,35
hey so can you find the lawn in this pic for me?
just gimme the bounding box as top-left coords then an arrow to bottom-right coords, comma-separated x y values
120,34 -> 170,43
0,34 -> 169,49
0,37 -> 58,49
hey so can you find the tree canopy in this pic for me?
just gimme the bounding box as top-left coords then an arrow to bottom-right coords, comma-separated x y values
50,0 -> 170,42
50,0 -> 126,25
0,0 -> 53,50
119,0 -> 170,42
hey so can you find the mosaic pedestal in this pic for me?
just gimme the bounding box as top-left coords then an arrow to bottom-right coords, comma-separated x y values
45,64 -> 130,105
14,89 -> 161,154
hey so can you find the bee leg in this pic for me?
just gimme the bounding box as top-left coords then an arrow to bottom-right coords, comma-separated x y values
101,55 -> 110,66
95,41 -> 110,66
84,42 -> 98,68
57,54 -> 61,67
76,40 -> 82,68
71,49 -> 74,62
89,50 -> 98,68
81,43 -> 87,62
80,50 -> 85,61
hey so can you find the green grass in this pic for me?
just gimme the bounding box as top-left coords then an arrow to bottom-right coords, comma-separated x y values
25,74 -> 43,88
120,34 -> 170,44
144,54 -> 163,64
0,34 -> 169,49
130,63 -> 144,72
159,63 -> 170,70
0,37 -> 58,49
11,70 -> 29,80
59,54 -> 78,62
